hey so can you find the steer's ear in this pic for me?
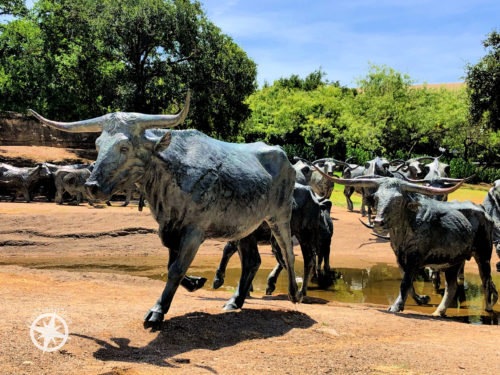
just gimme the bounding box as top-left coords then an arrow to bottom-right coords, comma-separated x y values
406,201 -> 421,212
154,132 -> 172,153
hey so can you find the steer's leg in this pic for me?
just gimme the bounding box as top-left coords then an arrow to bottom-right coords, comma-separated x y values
388,268 -> 417,313
496,243 -> 500,273
138,194 -> 145,212
213,241 -> 238,289
475,255 -> 498,312
430,269 -> 441,292
267,220 -> 301,303
344,187 -> 354,211
457,261 -> 465,282
266,236 -> 285,295
360,190 -> 367,217
223,235 -> 260,310
23,187 -> 31,202
410,283 -> 430,305
121,189 -> 132,207
55,186 -> 63,205
75,192 -> 82,206
144,226 -> 204,328
266,263 -> 283,295
300,246 -> 315,297
432,263 -> 461,317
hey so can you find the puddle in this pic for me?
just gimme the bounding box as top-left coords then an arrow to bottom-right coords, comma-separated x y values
1,256 -> 498,325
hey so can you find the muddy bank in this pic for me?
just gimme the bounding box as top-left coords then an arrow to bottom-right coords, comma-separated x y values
0,265 -> 499,375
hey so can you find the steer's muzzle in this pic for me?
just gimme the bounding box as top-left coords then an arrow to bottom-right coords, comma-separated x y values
372,218 -> 386,234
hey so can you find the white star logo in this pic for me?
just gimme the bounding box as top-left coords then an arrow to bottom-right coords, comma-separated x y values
30,313 -> 69,353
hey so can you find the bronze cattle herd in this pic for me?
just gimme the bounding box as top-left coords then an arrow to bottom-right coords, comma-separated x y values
0,93 -> 499,328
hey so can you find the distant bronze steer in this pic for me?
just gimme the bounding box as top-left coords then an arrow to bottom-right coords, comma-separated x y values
310,166 -> 498,317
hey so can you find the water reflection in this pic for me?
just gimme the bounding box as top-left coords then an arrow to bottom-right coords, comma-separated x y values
3,256 -> 498,325
188,263 -> 499,325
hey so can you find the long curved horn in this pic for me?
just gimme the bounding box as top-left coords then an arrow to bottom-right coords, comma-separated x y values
371,232 -> 390,240
313,158 -> 349,167
305,160 -> 380,188
28,110 -> 105,133
359,218 -> 374,229
389,159 -> 405,165
402,180 -> 464,196
440,176 -> 474,183
398,174 -> 474,184
393,163 -> 407,172
136,90 -> 191,131
392,173 -> 432,184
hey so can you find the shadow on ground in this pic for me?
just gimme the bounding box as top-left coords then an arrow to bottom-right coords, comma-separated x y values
73,309 -> 316,368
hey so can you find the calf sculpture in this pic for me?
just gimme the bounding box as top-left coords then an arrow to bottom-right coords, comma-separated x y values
309,166 -> 498,317
29,92 -> 301,327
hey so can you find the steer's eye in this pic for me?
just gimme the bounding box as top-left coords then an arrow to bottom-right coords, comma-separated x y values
120,146 -> 129,154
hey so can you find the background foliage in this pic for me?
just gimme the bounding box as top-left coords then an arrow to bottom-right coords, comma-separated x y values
0,0 -> 257,139
241,63 -> 498,179
0,3 -> 498,180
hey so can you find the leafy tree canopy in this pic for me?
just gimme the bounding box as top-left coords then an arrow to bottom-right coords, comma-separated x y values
241,65 -> 483,166
465,30 -> 500,161
0,0 -> 257,138
466,30 -> 500,131
0,0 -> 26,17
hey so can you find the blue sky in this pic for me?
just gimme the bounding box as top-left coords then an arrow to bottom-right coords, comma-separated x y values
200,0 -> 499,86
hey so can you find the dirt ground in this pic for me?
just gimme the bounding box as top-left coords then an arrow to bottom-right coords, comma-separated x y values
0,202 -> 499,375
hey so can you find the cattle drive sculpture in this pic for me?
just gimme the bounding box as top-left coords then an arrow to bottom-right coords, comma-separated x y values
29,92 -> 302,328
308,163 -> 498,316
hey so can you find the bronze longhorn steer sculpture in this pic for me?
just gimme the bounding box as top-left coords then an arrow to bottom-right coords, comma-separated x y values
0,163 -> 51,202
484,179 -> 500,272
29,92 -> 302,328
307,161 -> 498,317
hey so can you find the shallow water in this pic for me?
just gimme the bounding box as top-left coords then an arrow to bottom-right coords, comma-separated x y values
1,256 -> 498,325
186,262 -> 499,325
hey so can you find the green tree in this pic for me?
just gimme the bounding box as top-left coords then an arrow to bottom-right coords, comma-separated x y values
0,0 -> 256,139
465,30 -> 500,162
466,31 -> 500,132
0,0 -> 26,17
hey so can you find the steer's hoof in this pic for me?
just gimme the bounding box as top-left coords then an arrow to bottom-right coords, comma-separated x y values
414,294 -> 431,305
212,276 -> 224,290
182,277 -> 207,292
288,291 -> 303,304
223,300 -> 239,311
265,286 -> 275,295
190,277 -> 207,292
388,304 -> 403,313
431,310 -> 446,317
143,310 -> 164,330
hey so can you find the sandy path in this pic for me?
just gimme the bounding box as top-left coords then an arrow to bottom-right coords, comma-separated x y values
0,202 -> 499,375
